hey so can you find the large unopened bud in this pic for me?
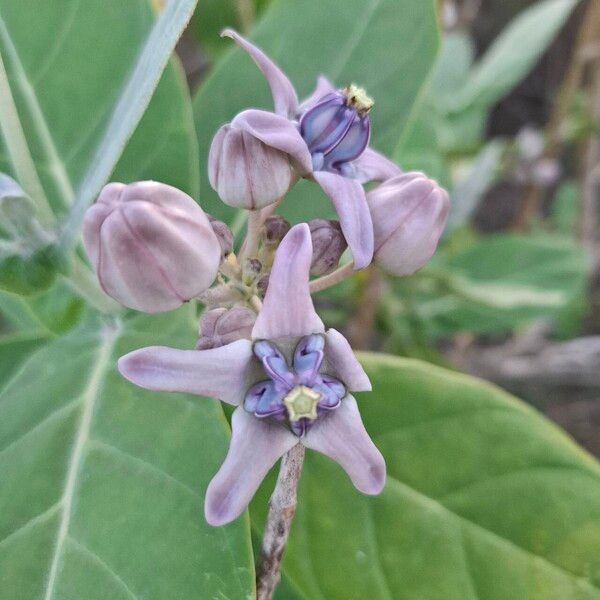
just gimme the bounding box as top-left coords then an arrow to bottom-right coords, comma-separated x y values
367,173 -> 449,276
83,181 -> 220,313
208,117 -> 293,210
196,306 -> 256,349
308,219 -> 347,276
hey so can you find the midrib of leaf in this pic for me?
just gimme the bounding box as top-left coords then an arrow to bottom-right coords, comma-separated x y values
42,322 -> 120,600
0,15 -> 75,209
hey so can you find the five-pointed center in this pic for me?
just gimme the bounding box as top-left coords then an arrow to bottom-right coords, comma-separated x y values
343,84 -> 374,115
284,385 -> 320,422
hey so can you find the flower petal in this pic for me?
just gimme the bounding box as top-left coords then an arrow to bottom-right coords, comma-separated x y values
303,395 -> 385,495
231,109 -> 313,175
222,29 -> 298,118
352,148 -> 403,183
118,340 -> 253,406
205,407 -> 298,526
252,223 -> 324,340
325,329 -> 371,392
298,75 -> 336,114
312,171 -> 374,270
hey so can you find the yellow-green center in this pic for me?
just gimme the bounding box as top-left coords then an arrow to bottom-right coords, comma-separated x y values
283,385 -> 320,422
344,84 -> 374,115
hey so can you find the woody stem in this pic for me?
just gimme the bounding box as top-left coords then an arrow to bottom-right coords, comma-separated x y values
256,443 -> 305,600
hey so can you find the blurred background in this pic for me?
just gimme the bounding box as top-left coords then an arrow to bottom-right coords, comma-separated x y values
175,0 -> 600,456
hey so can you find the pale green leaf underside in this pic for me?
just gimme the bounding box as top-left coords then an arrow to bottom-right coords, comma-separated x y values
0,310 -> 254,599
251,353 -> 600,599
0,0 -> 198,221
193,0 -> 439,224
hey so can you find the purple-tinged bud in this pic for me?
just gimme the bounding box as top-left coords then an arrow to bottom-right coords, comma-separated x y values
208,122 -> 293,209
308,219 -> 348,276
367,173 -> 449,276
196,306 -> 256,350
208,215 -> 234,257
263,216 -> 291,247
243,258 -> 263,284
83,181 -> 221,313
300,84 -> 372,174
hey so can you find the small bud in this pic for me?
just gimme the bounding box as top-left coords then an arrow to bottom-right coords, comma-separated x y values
367,173 -> 449,276
263,216 -> 291,247
208,122 -> 293,209
242,258 -> 262,285
196,306 -> 256,349
256,273 -> 270,297
83,181 -> 221,313
208,215 -> 234,257
308,219 -> 347,276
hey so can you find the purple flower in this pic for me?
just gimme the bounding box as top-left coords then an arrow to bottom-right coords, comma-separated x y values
118,224 -> 385,526
209,30 -> 404,270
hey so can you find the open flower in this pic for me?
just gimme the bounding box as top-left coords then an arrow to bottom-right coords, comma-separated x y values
209,30 -> 403,270
118,224 -> 385,526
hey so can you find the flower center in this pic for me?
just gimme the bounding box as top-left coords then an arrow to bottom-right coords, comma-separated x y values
284,385 -> 320,422
343,84 -> 374,116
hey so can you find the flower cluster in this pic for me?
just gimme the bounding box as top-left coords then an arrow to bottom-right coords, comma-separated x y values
82,30 -> 449,526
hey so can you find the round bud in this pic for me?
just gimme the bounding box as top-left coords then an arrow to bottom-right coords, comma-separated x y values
367,173 -> 449,276
307,219 -> 348,276
208,122 -> 293,209
263,216 -> 291,247
196,306 -> 256,349
208,215 -> 234,257
83,181 -> 221,313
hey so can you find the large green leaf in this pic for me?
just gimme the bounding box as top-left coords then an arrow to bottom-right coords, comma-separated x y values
413,234 -> 588,337
452,0 -> 578,112
0,0 -> 198,223
0,309 -> 254,599
252,353 -> 600,599
193,0 -> 439,223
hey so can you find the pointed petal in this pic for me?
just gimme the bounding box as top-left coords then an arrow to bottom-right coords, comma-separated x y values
205,408 -> 298,526
303,396 -> 385,494
252,224 -> 324,339
232,109 -> 313,175
118,340 -> 253,406
352,148 -> 403,183
298,75 -> 336,113
312,171 -> 374,270
222,29 -> 298,118
325,329 -> 371,392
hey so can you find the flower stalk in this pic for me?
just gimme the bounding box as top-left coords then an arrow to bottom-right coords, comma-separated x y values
309,260 -> 356,293
256,443 -> 305,600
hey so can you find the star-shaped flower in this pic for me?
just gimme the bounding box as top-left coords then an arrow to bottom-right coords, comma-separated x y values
118,224 -> 386,526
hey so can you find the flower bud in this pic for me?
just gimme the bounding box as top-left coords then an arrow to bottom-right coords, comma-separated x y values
263,216 -> 291,247
196,306 -> 256,349
367,173 -> 449,276
307,219 -> 348,276
208,122 -> 293,209
83,181 -> 221,313
208,215 -> 234,257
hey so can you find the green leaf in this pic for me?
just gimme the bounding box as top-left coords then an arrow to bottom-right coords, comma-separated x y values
0,0 -> 199,248
0,308 -> 254,598
193,0 -> 439,223
416,234 -> 588,336
454,0 -> 578,111
253,353 -> 600,599
0,332 -> 47,387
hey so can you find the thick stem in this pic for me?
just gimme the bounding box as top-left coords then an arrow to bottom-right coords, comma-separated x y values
256,443 -> 305,600
241,210 -> 263,262
309,260 -> 355,294
62,257 -> 123,315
